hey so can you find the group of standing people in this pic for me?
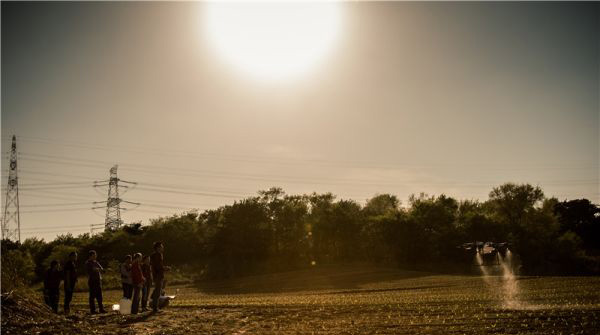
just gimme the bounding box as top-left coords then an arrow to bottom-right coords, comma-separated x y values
43,241 -> 170,315
43,252 -> 77,314
118,251 -> 164,313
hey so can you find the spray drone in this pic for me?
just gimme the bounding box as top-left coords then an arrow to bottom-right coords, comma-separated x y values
459,242 -> 511,266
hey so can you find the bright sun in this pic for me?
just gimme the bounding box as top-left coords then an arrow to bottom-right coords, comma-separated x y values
203,2 -> 342,82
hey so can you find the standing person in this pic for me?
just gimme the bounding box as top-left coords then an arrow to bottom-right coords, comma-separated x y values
130,253 -> 145,314
120,255 -> 133,299
43,260 -> 62,313
141,255 -> 153,312
86,250 -> 106,314
150,241 -> 170,313
63,251 -> 78,315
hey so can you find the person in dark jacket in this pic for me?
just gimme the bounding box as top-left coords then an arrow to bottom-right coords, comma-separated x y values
150,241 -> 170,312
63,251 -> 78,315
141,255 -> 153,312
86,250 -> 106,314
130,253 -> 145,314
43,260 -> 62,313
120,255 -> 133,299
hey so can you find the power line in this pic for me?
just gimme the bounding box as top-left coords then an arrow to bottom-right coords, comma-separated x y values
134,208 -> 197,215
134,186 -> 247,199
138,203 -> 198,210
20,227 -> 92,235
20,207 -> 92,214
5,181 -> 91,187
20,202 -> 93,208
12,165 -> 598,203
14,135 -> 600,171
19,187 -> 98,199
15,153 -> 599,189
127,197 -> 219,208
10,152 -> 597,207
5,134 -> 597,233
18,191 -> 97,202
20,224 -> 92,231
13,168 -> 98,181
6,185 -> 92,191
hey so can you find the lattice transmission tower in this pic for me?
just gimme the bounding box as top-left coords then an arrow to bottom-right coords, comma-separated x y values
93,165 -> 138,232
2,135 -> 21,242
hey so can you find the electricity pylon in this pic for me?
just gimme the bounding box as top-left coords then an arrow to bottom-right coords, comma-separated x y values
93,165 -> 138,231
2,135 -> 21,242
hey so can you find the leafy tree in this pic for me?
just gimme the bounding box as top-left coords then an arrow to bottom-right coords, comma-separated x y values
511,204 -> 560,274
20,237 -> 54,282
43,244 -> 79,269
456,200 -> 505,242
553,231 -> 586,273
330,199 -> 363,261
307,192 -> 336,263
1,238 -> 21,253
145,212 -> 203,264
122,222 -> 145,235
204,198 -> 270,278
408,193 -> 459,262
393,213 -> 427,267
554,199 -> 600,252
1,249 -> 35,291
272,194 -> 310,268
4,185 -> 598,282
488,183 -> 544,229
363,194 -> 400,218
258,187 -> 310,267
362,194 -> 401,263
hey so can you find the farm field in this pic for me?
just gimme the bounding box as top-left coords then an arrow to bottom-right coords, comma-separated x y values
11,266 -> 600,335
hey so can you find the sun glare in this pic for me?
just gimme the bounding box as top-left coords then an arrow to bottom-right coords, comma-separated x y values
203,2 -> 343,82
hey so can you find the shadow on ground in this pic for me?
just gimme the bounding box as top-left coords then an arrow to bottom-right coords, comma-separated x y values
194,263 -> 432,294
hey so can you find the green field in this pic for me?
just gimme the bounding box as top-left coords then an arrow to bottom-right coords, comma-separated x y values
60,265 -> 600,335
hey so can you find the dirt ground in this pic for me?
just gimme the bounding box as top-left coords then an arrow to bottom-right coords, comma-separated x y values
3,266 -> 600,335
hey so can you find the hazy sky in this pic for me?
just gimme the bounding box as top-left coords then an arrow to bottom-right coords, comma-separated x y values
2,2 -> 598,241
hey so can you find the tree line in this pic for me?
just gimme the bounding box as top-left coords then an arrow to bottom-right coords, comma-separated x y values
2,183 -> 599,288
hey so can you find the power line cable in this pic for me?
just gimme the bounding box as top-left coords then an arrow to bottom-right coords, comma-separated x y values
20,227 -> 92,235
18,192 -> 97,203
21,224 -> 94,231
134,186 -> 247,199
15,151 -> 599,189
20,207 -> 92,214
15,135 -> 600,171
20,202 -> 92,208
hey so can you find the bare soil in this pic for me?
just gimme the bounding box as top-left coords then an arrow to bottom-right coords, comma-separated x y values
3,265 -> 600,335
